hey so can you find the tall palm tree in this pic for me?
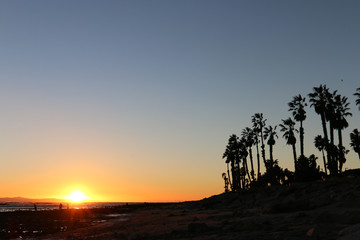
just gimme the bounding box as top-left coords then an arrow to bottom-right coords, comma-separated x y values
279,118 -> 298,172
333,94 -> 352,173
252,126 -> 261,178
241,127 -> 255,181
264,125 -> 278,165
288,94 -> 307,157
252,113 -> 267,168
354,88 -> 360,110
350,129 -> 360,160
325,90 -> 338,146
222,134 -> 238,191
314,135 -> 328,175
309,85 -> 336,174
239,137 -> 251,186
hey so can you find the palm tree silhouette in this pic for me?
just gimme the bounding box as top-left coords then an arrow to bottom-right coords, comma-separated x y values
350,129 -> 360,160
239,137 -> 252,185
279,118 -> 298,172
288,94 -> 307,157
222,134 -> 238,191
241,127 -> 256,181
252,113 -> 267,169
354,88 -> 360,110
333,94 -> 352,173
264,125 -> 278,165
252,125 -> 261,178
309,85 -> 336,174
314,135 -> 328,175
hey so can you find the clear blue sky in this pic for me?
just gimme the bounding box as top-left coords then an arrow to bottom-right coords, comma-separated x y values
0,0 -> 359,201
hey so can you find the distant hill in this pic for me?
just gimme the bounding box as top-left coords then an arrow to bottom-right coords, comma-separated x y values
0,197 -> 64,203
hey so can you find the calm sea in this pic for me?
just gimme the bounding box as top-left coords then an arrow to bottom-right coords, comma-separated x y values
0,202 -> 126,212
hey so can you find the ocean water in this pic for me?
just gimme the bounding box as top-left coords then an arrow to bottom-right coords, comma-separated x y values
0,202 -> 126,212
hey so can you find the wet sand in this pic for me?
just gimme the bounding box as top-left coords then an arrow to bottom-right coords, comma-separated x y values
3,176 -> 360,239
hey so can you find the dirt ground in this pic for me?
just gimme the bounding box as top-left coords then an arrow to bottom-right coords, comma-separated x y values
3,177 -> 360,240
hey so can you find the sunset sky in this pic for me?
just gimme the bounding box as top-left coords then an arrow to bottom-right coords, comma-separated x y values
1,1 -> 360,202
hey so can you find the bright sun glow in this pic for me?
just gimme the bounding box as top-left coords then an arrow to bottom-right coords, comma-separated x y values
66,190 -> 88,202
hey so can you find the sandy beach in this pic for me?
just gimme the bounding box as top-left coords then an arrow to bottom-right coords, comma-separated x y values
2,176 -> 360,240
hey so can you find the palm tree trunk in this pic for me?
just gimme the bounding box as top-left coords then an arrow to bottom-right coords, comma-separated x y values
255,142 -> 260,178
329,121 -> 338,174
300,120 -> 304,157
321,112 -> 333,175
338,129 -> 345,173
322,150 -> 327,175
292,143 -> 297,173
226,163 -> 232,190
269,144 -> 273,163
231,161 -> 235,191
260,129 -> 266,167
249,147 -> 255,181
244,156 -> 252,184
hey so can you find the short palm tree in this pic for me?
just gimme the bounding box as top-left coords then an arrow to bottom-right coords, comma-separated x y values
264,125 -> 278,165
350,129 -> 360,160
279,118 -> 298,172
288,94 -> 307,157
314,135 -> 328,175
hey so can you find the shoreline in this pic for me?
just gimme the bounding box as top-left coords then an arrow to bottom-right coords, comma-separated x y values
2,177 -> 360,239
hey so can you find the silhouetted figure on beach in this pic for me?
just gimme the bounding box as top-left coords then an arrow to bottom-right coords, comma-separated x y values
34,204 -> 37,211
59,203 -> 63,210
67,203 -> 69,210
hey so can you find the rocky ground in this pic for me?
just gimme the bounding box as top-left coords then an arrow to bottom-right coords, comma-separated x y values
2,176 -> 360,239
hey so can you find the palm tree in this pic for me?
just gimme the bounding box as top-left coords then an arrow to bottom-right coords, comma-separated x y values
314,135 -> 328,175
279,118 -> 298,172
252,126 -> 261,178
239,137 -> 251,186
350,129 -> 360,160
354,88 -> 360,110
222,134 -> 238,191
309,85 -> 337,174
264,125 -> 278,165
252,113 -> 267,169
288,94 -> 307,157
333,94 -> 352,173
309,85 -> 329,142
241,127 -> 255,181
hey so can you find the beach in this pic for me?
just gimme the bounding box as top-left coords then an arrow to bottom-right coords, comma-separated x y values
2,176 -> 360,239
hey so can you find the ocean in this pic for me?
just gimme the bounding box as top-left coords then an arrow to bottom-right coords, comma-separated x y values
0,202 -> 126,212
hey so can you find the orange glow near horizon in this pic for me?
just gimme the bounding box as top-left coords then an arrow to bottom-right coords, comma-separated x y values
65,190 -> 88,202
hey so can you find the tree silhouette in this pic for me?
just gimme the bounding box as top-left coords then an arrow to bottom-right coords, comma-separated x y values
252,113 -> 267,170
333,94 -> 352,173
279,118 -> 298,172
354,88 -> 360,110
222,134 -> 239,191
252,125 -> 261,178
314,135 -> 328,175
350,129 -> 360,160
241,127 -> 256,181
309,85 -> 337,174
264,125 -> 278,165
239,137 -> 251,187
288,94 -> 307,157
222,173 -> 229,192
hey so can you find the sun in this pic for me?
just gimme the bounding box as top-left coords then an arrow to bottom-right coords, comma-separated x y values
66,190 -> 88,202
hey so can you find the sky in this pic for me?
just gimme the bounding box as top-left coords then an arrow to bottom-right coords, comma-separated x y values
0,0 -> 360,202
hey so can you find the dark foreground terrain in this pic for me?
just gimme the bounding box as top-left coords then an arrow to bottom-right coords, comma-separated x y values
2,176 -> 360,239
